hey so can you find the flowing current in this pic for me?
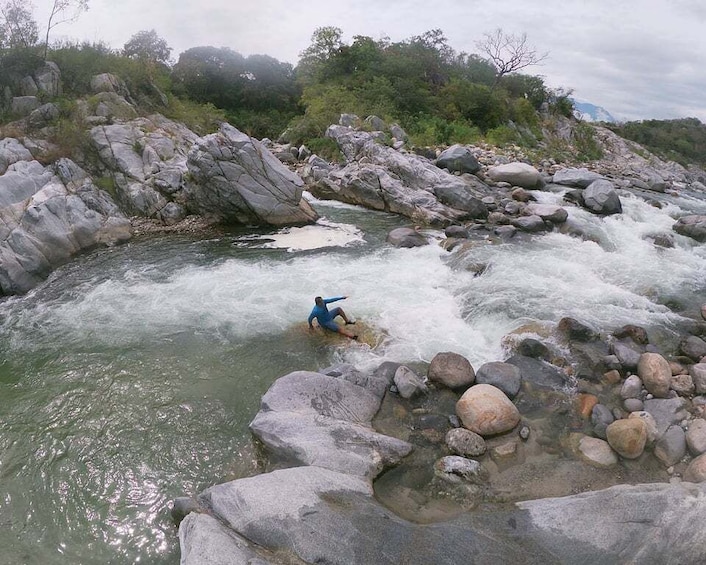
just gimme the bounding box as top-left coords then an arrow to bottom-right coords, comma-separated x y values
1,190 -> 706,563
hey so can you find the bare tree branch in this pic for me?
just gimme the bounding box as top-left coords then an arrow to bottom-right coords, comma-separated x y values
476,28 -> 548,85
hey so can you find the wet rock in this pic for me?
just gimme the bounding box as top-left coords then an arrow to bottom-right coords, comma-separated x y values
445,428 -> 487,458
517,338 -> 550,360
583,179 -> 622,215
434,456 -> 484,484
575,434 -> 618,468
444,225 -> 470,239
393,366 -> 428,399
611,341 -> 642,370
558,317 -> 598,342
613,324 -> 649,345
681,336 -> 706,361
428,351 -> 475,390
519,424 -> 530,440
637,353 -> 672,398
171,497 -> 202,525
687,419 -> 706,455
620,375 -> 643,399
591,404 -> 614,439
525,203 -> 568,224
494,225 -> 517,239
511,214 -> 547,232
576,393 -> 598,419
603,369 -> 622,385
474,362 -> 521,399
505,355 -> 569,390
643,397 -> 688,437
606,418 -> 647,459
628,411 -> 659,445
685,453 -> 706,482
654,425 -> 686,467
673,215 -> 706,242
511,187 -> 532,202
456,384 -> 520,436
386,227 -> 428,248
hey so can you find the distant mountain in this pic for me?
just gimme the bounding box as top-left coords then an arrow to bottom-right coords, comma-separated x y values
571,99 -> 616,123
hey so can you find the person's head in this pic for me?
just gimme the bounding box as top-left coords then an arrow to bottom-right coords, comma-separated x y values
315,296 -> 323,306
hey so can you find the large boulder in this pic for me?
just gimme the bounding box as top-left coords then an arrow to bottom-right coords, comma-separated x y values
249,371 -> 412,478
186,123 -> 318,226
0,158 -> 132,295
435,144 -> 481,174
428,351 -> 475,389
583,179 -> 622,215
456,384 -> 520,436
0,138 -> 33,175
487,162 -> 543,189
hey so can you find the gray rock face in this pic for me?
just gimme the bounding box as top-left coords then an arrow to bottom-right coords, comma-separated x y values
393,365 -> 428,399
583,179 -> 622,215
511,214 -> 547,232
681,335 -> 706,361
436,144 -> 481,174
11,96 -> 40,117
249,371 -> 412,478
33,62 -> 61,97
653,425 -> 686,466
0,159 -> 132,295
505,355 -> 569,390
525,203 -> 568,224
673,215 -> 706,242
186,123 -> 318,226
303,126 -> 493,226
0,138 -> 33,175
27,103 -> 60,129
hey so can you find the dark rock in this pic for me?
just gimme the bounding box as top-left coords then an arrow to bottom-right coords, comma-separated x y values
517,338 -> 550,360
613,324 -> 649,345
680,335 -> 706,361
505,355 -> 569,390
435,144 -> 481,174
475,362 -> 522,398
558,317 -> 599,342
386,227 -> 428,248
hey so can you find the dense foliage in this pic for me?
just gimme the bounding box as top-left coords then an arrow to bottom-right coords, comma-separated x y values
608,118 -> 706,167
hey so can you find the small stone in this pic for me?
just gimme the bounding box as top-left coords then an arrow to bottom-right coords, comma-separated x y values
602,369 -> 622,385
519,425 -> 530,440
606,418 -> 647,459
445,428 -> 487,457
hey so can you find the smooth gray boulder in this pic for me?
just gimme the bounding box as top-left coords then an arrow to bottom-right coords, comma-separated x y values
0,159 -> 132,295
249,371 -> 412,478
552,167 -> 604,188
475,362 -> 522,398
525,203 -> 568,224
186,123 -> 318,226
582,179 -> 622,215
487,162 -> 543,189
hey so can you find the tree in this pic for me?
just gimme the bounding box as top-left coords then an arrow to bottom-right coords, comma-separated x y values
475,28 -> 547,85
297,26 -> 344,83
43,0 -> 89,59
123,29 -> 172,65
0,0 -> 39,49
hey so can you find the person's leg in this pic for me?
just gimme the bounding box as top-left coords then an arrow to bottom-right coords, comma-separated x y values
330,306 -> 354,324
337,326 -> 358,339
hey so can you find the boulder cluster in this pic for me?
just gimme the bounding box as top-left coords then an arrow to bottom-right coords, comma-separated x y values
175,321 -> 706,564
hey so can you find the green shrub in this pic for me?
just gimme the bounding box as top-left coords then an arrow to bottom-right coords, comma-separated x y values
163,97 -> 227,135
305,137 -> 343,162
485,124 -> 520,146
573,122 -> 603,161
407,115 -> 481,146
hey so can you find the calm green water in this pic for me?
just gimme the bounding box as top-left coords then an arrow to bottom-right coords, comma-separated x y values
1,193 -> 705,563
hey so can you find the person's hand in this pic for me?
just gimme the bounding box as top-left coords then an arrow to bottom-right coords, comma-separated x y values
308,325 -> 314,331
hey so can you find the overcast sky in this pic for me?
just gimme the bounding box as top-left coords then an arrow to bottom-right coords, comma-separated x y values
32,0 -> 706,123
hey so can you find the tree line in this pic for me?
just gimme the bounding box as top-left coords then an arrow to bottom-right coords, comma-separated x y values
2,1 -> 705,168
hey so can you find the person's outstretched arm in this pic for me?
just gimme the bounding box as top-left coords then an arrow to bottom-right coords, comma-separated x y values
323,296 -> 346,304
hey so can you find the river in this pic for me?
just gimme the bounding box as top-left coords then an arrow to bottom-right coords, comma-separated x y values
1,189 -> 705,564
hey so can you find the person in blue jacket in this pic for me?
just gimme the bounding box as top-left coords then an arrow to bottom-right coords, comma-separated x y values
308,295 -> 357,339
